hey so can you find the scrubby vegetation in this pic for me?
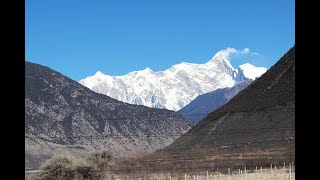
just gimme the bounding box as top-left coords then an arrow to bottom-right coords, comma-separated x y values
33,150 -> 115,180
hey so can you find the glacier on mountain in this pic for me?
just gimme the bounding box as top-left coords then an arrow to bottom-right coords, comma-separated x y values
79,48 -> 267,111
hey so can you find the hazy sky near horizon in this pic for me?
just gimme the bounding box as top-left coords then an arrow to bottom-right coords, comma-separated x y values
26,0 -> 294,81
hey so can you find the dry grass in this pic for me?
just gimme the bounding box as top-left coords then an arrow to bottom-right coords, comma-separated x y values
112,166 -> 295,180
26,167 -> 295,180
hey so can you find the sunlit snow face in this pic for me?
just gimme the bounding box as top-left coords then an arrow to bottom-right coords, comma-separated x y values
79,48 -> 267,111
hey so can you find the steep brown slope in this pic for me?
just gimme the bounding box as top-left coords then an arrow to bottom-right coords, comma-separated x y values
134,46 -> 295,173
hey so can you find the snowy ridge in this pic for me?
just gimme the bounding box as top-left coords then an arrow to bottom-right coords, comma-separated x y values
79,48 -> 267,111
238,63 -> 267,80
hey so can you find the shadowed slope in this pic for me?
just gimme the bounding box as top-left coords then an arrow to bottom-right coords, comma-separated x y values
25,62 -> 193,169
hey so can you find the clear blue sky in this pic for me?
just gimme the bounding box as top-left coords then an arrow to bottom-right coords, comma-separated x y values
26,0 -> 294,81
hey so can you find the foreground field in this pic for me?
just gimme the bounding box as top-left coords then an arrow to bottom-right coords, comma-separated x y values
114,161 -> 295,180
26,163 -> 295,180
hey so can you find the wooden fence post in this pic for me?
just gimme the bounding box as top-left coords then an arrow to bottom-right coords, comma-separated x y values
289,163 -> 292,180
283,163 -> 285,180
244,166 -> 246,180
292,161 -> 294,173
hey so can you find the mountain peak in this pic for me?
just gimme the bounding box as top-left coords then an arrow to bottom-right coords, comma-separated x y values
239,63 -> 255,69
142,67 -> 153,72
207,47 -> 251,69
94,71 -> 105,76
238,63 -> 267,80
210,47 -> 238,62
207,48 -> 239,70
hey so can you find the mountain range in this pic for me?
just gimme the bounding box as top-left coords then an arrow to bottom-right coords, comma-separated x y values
25,61 -> 193,169
79,48 -> 267,111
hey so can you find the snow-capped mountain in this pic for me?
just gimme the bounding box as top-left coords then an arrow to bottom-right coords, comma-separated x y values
79,48 -> 267,111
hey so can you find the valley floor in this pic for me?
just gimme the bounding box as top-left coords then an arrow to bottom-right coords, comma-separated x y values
26,165 -> 295,180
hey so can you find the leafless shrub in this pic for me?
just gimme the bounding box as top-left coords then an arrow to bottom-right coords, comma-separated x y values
36,154 -> 79,180
86,150 -> 115,180
35,150 -> 115,180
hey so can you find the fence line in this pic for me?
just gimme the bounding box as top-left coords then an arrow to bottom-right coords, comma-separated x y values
25,163 -> 295,180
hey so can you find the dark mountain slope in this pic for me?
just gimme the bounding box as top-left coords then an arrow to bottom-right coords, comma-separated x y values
25,62 -> 193,169
141,46 -> 295,171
